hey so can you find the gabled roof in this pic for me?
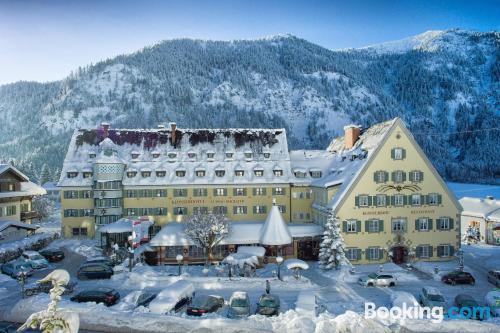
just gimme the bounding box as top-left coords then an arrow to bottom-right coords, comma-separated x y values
460,197 -> 500,218
0,220 -> 39,232
0,164 -> 29,182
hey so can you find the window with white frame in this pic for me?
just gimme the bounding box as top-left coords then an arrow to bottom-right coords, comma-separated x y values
367,219 -> 380,232
411,194 -> 421,206
428,193 -> 438,205
439,217 -> 450,230
234,188 -> 245,196
346,248 -> 359,261
394,194 -> 404,206
195,170 -> 206,177
254,187 -> 266,196
253,205 -> 267,214
254,169 -> 264,177
359,195 -> 369,207
412,170 -> 421,182
392,218 -> 406,232
375,171 -> 387,183
173,207 -> 187,215
346,220 -> 357,232
394,148 -> 403,160
274,187 -> 285,195
419,218 -> 429,231
368,248 -> 380,260
233,206 -> 247,215
438,245 -> 450,257
394,170 -> 404,183
214,188 -> 226,196
376,194 -> 386,207
215,170 -> 225,177
273,169 -> 283,176
235,170 -> 244,177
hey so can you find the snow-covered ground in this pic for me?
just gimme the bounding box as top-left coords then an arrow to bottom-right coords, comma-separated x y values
447,182 -> 500,200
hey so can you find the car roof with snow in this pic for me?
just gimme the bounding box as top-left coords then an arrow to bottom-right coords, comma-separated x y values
23,251 -> 41,256
148,280 -> 195,314
423,286 -> 442,295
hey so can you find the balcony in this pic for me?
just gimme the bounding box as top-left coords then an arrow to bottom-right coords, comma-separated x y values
94,207 -> 123,216
20,211 -> 39,220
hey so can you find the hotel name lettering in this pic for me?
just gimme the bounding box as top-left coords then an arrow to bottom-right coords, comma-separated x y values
172,198 -> 246,205
362,209 -> 436,216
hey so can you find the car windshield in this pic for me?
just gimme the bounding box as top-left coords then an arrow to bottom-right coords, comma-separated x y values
259,297 -> 277,307
428,294 -> 444,302
192,297 -> 209,307
231,298 -> 248,307
368,273 -> 378,279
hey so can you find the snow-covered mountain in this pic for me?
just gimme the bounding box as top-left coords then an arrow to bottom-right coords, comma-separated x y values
0,29 -> 498,184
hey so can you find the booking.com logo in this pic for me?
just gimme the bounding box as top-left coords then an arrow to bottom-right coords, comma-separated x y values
365,302 -> 491,323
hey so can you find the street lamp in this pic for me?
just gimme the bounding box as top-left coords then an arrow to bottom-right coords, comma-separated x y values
226,255 -> 234,279
128,247 -> 134,272
276,256 -> 284,281
176,254 -> 184,276
456,249 -> 464,272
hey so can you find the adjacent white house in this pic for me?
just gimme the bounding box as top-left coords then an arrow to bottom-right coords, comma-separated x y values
459,196 -> 500,245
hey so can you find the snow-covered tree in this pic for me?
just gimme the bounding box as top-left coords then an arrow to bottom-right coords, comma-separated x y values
32,195 -> 55,221
184,213 -> 229,265
319,214 -> 349,270
39,164 -> 51,185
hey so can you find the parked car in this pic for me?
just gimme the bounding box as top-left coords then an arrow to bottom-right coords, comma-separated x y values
24,280 -> 77,297
21,251 -> 49,269
419,287 -> 446,309
391,291 -> 421,309
187,295 -> 224,316
228,291 -> 251,318
441,271 -> 475,285
358,273 -> 396,287
485,290 -> 500,317
454,294 -> 483,320
85,257 -> 115,267
487,270 -> 500,288
113,290 -> 158,311
76,263 -> 113,280
256,294 -> 280,316
70,287 -> 120,306
39,248 -> 65,262
0,321 -> 41,333
1,260 -> 34,279
149,280 -> 195,314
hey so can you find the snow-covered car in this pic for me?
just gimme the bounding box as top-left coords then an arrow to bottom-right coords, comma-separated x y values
256,294 -> 280,316
85,256 -> 116,267
113,290 -> 158,311
1,260 -> 34,279
418,287 -> 446,309
148,280 -> 195,314
358,273 -> 396,287
24,280 -> 77,297
391,291 -> 421,309
487,270 -> 500,288
485,291 -> 500,317
70,287 -> 120,306
228,291 -> 251,318
187,295 -> 224,316
21,251 -> 49,269
39,248 -> 65,262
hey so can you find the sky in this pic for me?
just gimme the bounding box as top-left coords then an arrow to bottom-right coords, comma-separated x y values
0,0 -> 498,85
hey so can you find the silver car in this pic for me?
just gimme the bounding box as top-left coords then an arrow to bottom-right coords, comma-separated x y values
358,273 -> 396,287
228,291 -> 251,318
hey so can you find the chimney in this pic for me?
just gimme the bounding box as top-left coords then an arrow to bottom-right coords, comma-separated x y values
169,122 -> 177,144
101,122 -> 110,138
344,124 -> 361,149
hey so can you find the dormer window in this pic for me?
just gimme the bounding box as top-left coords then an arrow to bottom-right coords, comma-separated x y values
196,170 -> 206,177
83,172 -> 93,179
131,152 -> 140,159
141,171 -> 151,178
294,171 -> 306,178
215,170 -> 225,177
225,152 -> 234,159
263,153 -> 271,159
152,152 -> 160,158
88,153 -> 96,159
176,170 -> 186,177
156,171 -> 166,177
310,170 -> 322,178
126,171 -> 137,178
207,152 -> 215,159
273,169 -> 283,176
235,170 -> 244,177
254,169 -> 264,177
67,172 -> 78,179
244,152 -> 253,159
187,152 -> 196,159
168,153 -> 177,159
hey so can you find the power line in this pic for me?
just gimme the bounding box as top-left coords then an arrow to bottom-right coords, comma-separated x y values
412,127 -> 500,137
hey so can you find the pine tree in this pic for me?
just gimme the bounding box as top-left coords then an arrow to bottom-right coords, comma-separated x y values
39,164 -> 51,185
319,214 -> 349,270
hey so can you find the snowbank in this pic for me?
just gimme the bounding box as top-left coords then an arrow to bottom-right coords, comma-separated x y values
0,233 -> 54,261
285,259 -> 309,270
237,246 -> 266,257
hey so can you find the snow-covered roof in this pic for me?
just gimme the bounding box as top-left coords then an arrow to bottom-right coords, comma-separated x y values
0,220 -> 39,232
149,221 -> 323,247
0,164 -> 29,181
284,259 -> 309,270
0,180 -> 47,199
98,218 -> 135,234
459,197 -> 500,219
59,126 -> 292,187
260,205 -> 292,245
236,246 -> 266,257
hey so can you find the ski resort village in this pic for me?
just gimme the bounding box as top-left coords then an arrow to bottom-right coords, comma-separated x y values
0,117 -> 499,333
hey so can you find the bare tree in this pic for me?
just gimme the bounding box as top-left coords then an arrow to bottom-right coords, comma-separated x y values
184,213 -> 229,266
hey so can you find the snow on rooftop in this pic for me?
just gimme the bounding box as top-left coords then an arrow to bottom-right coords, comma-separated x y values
0,180 -> 46,199
98,218 -> 136,234
284,259 -> 309,270
459,196 -> 500,218
0,220 -> 39,232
